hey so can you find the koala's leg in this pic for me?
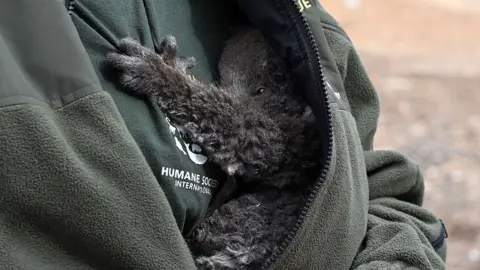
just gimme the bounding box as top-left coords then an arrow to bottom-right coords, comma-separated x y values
107,37 -> 286,178
189,193 -> 270,269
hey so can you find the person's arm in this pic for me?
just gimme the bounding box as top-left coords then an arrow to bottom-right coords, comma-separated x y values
316,4 -> 447,269
0,1 -> 195,269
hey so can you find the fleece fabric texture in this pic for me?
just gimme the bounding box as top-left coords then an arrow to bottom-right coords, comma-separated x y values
0,94 -> 196,269
270,3 -> 447,269
0,0 -> 447,269
0,0 -> 195,269
70,0 -> 238,235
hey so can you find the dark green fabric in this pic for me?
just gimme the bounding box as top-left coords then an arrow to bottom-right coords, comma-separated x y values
70,0 -> 237,234
0,0 -> 99,108
0,94 -> 195,269
270,3 -> 446,269
0,0 -> 447,269
0,1 -> 195,268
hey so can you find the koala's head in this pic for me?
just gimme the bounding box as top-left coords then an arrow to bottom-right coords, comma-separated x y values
218,29 -> 307,119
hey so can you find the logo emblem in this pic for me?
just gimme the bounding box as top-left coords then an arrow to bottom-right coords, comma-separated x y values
165,117 -> 208,165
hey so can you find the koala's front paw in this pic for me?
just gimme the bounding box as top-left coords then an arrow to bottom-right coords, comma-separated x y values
106,36 -> 196,94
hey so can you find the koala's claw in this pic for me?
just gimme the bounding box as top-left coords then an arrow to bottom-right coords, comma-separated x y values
158,36 -> 196,72
106,51 -> 142,70
109,36 -> 196,72
107,35 -> 197,93
158,36 -> 177,63
107,37 -> 154,71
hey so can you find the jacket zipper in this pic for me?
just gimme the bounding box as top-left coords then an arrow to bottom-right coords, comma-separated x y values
64,0 -> 333,267
261,0 -> 334,269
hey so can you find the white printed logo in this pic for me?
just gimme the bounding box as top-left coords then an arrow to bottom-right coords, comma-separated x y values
165,117 -> 208,165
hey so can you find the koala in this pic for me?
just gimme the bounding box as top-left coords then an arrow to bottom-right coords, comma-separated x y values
107,29 -> 322,269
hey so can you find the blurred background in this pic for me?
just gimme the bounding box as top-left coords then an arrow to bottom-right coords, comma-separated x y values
322,0 -> 480,269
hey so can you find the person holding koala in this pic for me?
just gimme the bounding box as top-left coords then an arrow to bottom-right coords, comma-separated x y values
0,0 -> 447,269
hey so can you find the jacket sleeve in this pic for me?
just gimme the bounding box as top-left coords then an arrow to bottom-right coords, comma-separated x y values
0,1 -> 195,269
317,4 -> 447,270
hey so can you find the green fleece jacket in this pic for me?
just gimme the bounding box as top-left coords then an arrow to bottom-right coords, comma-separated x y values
0,0 -> 447,269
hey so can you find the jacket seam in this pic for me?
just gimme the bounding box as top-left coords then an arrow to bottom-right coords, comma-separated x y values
322,22 -> 349,38
0,90 -> 109,113
319,17 -> 352,41
0,82 -> 101,110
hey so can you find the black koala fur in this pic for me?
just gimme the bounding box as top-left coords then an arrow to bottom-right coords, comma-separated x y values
107,29 -> 322,269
